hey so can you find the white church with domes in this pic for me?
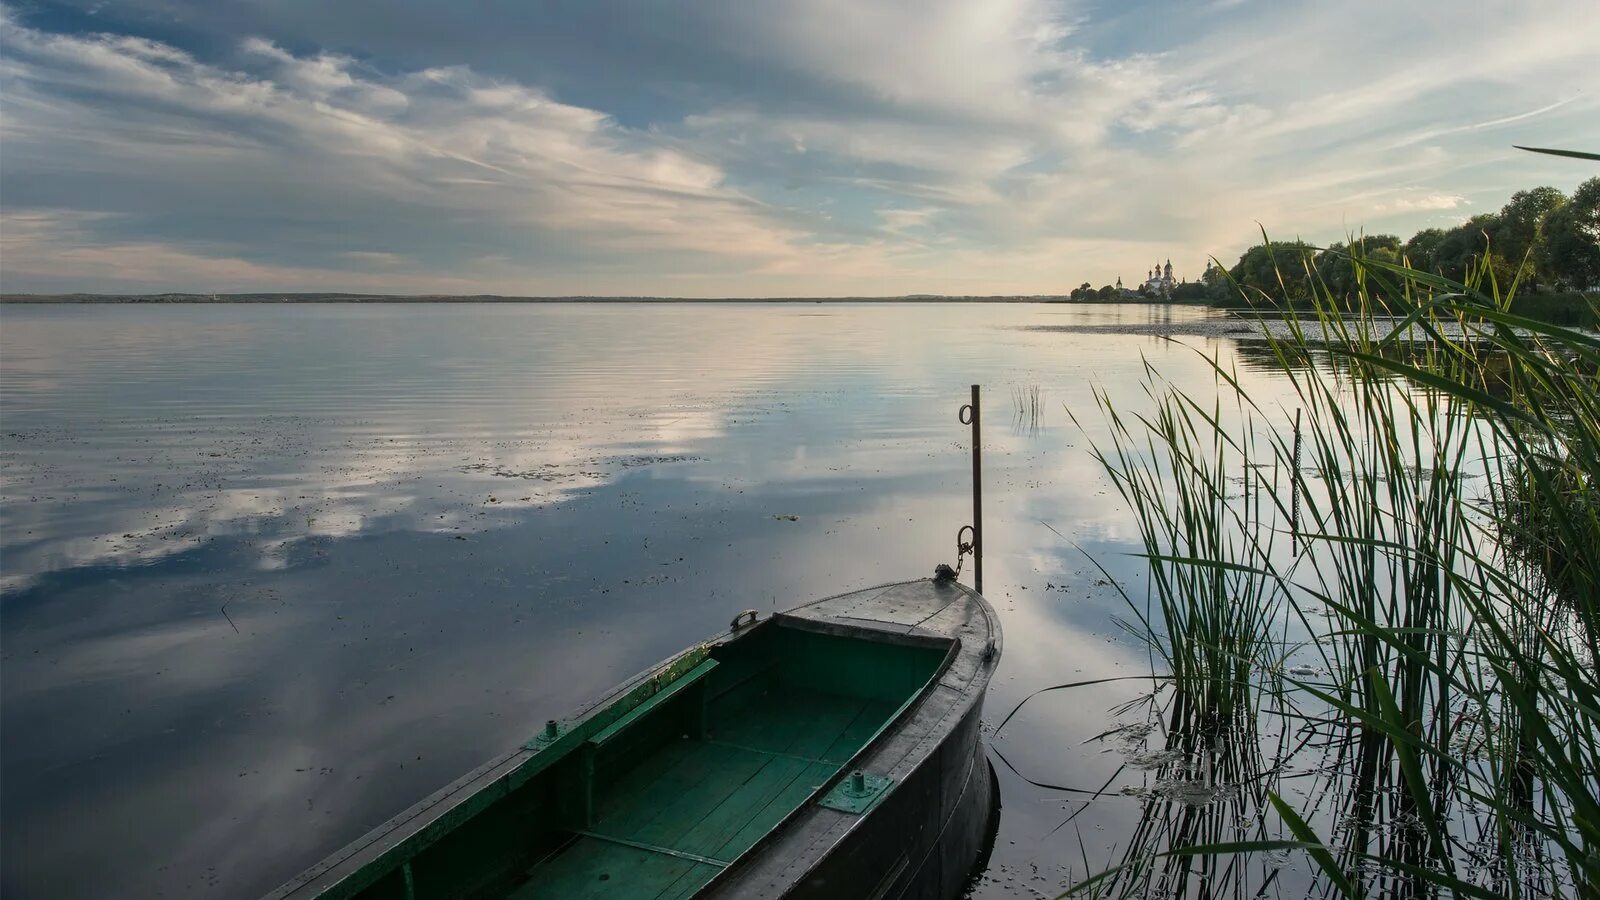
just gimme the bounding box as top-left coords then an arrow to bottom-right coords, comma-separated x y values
1144,259 -> 1177,296
1111,258 -> 1184,299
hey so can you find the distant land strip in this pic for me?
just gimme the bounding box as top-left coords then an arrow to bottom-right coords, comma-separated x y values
2,293 -> 1072,304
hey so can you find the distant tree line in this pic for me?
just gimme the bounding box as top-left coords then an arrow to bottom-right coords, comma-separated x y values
1068,283 -> 1119,301
1061,178 -> 1599,319
1203,176 -> 1600,304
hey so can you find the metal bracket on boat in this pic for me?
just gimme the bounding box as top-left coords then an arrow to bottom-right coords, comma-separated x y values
819,769 -> 894,815
524,719 -> 563,750
730,609 -> 760,632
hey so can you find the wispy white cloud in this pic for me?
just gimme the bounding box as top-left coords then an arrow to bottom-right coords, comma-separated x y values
1389,95 -> 1585,150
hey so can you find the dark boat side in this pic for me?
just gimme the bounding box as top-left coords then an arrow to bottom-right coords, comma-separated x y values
263,578 -> 1000,900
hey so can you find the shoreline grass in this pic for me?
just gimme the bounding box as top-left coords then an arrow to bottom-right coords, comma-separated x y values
1069,243 -> 1600,898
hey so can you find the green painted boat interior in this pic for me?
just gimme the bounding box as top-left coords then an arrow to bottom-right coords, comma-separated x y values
334,621 -> 951,900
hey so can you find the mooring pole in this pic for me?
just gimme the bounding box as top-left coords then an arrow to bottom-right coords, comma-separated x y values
959,384 -> 983,594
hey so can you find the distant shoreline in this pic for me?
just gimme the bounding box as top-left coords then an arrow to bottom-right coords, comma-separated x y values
1,293 -> 1102,304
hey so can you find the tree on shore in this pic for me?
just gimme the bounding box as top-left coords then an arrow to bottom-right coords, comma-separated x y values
1403,228 -> 1447,269
1495,186 -> 1567,287
1315,235 -> 1400,298
1540,177 -> 1600,289
1215,239 -> 1317,302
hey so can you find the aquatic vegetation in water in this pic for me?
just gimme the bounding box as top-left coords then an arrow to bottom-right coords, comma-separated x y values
1064,241 -> 1600,898
1014,383 -> 1045,436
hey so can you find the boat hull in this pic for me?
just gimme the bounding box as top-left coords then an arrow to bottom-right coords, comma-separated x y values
264,579 -> 1001,900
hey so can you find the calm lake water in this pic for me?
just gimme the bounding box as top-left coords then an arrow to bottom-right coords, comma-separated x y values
1,302 -> 1306,898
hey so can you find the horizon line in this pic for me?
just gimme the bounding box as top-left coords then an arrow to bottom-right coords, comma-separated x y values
1,292 -> 1141,304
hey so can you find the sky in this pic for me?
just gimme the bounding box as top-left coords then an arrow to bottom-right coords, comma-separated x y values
1,0 -> 1597,297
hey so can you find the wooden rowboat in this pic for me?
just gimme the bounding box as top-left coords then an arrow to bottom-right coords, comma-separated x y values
266,578 -> 1001,900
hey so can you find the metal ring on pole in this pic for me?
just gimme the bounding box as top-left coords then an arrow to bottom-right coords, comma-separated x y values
956,525 -> 975,556
958,404 -> 975,425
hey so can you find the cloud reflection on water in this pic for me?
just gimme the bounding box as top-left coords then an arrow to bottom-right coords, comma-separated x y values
0,302 -> 1304,897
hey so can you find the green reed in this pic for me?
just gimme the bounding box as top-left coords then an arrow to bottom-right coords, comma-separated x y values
1071,238 -> 1600,898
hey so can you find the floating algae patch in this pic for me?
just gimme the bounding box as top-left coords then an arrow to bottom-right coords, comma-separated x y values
1118,777 -> 1237,807
616,454 -> 703,467
461,454 -> 700,480
460,462 -> 574,482
1124,749 -> 1185,770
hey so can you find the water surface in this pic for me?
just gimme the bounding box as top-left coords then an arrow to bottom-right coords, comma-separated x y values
1,302 -> 1303,898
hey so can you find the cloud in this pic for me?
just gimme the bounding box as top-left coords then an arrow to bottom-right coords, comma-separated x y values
1388,96 -> 1585,151
1,2 -> 1597,295
1,210 -> 492,293
0,13 -> 816,292
1366,193 -> 1469,215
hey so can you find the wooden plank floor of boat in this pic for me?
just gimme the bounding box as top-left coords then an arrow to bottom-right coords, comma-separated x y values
509,684 -> 901,899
